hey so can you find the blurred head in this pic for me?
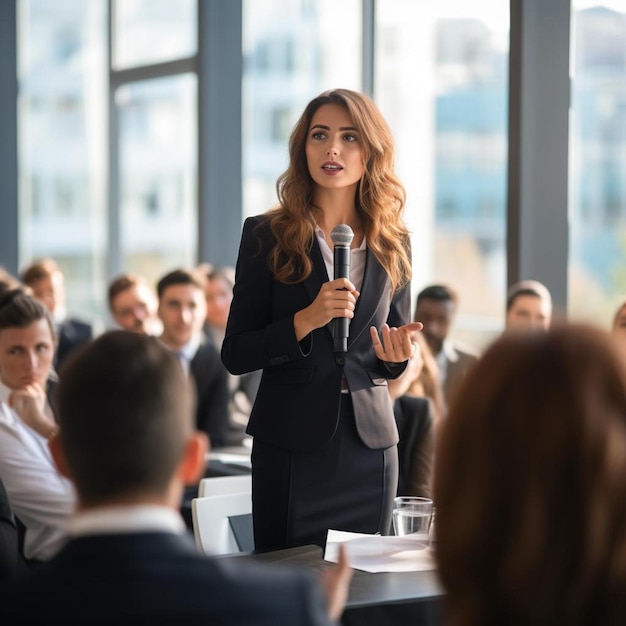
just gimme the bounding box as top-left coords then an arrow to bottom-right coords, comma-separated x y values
0,267 -> 25,297
505,280 -> 552,331
53,331 -> 207,508
108,273 -> 159,335
203,267 -> 235,331
0,290 -> 56,390
434,323 -> 626,626
611,300 -> 626,351
20,258 -> 65,318
414,285 -> 458,355
157,269 -> 207,351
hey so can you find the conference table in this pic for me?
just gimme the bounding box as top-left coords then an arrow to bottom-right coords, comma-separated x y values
224,543 -> 445,625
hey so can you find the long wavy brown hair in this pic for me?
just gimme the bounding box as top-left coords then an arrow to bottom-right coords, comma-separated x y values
266,88 -> 411,292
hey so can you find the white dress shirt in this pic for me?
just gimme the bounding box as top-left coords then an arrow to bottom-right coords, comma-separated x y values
0,381 -> 76,561
69,505 -> 186,537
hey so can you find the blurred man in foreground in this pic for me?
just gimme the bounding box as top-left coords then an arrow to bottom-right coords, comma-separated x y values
0,330 -> 351,624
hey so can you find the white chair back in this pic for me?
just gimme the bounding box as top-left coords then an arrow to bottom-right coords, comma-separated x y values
198,474 -> 252,498
191,491 -> 253,555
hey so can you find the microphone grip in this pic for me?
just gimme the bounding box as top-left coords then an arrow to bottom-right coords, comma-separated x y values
333,244 -> 351,354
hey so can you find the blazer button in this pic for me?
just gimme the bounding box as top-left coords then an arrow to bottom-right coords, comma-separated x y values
335,355 -> 346,366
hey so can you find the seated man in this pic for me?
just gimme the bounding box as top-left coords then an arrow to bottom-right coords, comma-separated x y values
157,268 -> 230,448
107,272 -> 161,336
413,284 -> 478,411
20,258 -> 93,368
0,331 -> 351,624
200,264 -> 261,444
505,279 -> 552,331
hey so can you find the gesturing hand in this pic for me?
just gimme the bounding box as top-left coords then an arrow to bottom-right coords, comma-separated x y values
294,278 -> 360,342
369,322 -> 424,363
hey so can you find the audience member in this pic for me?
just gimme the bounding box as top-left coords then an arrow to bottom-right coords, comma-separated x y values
505,279 -> 552,331
0,267 -> 24,296
200,265 -> 261,443
413,284 -> 478,409
434,323 -> 626,626
107,272 -> 161,335
0,330 -> 352,624
157,268 -> 230,448
611,298 -> 626,352
20,258 -> 93,367
387,331 -> 443,498
0,289 -> 75,563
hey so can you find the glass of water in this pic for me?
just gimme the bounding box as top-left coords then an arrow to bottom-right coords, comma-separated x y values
392,496 -> 434,541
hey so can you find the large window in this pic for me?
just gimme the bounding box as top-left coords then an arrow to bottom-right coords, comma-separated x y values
376,1 -> 510,351
242,0 -> 362,219
18,0 -> 107,326
569,0 -> 626,329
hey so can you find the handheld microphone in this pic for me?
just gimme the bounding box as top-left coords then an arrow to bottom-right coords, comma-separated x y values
330,224 -> 354,354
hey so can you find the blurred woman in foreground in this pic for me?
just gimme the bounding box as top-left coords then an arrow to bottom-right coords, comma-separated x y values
435,323 -> 626,626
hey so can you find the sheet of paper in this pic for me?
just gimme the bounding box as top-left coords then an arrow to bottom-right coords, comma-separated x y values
324,529 -> 436,573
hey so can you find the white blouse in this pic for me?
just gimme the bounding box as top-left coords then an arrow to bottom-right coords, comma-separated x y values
0,381 -> 75,561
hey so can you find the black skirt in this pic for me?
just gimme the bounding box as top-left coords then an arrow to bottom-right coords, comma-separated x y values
251,393 -> 398,551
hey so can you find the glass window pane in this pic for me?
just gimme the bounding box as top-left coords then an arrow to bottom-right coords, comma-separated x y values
18,0 -> 108,329
117,74 -> 197,283
242,0 -> 362,219
113,0 -> 197,69
376,1 -> 510,352
569,1 -> 626,328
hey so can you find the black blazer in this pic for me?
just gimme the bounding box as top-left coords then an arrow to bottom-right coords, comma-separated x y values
189,338 -> 230,448
0,532 -> 333,625
393,395 -> 434,498
222,215 -> 411,452
55,318 -> 93,369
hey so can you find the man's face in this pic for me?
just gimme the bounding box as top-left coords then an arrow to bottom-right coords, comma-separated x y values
111,284 -> 159,335
30,272 -> 64,316
158,284 -> 206,350
505,295 -> 551,331
414,299 -> 454,355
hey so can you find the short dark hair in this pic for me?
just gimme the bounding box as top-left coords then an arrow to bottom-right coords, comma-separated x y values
156,268 -> 204,300
58,331 -> 193,506
107,273 -> 144,311
0,289 -> 56,340
506,280 -> 552,312
416,284 -> 458,306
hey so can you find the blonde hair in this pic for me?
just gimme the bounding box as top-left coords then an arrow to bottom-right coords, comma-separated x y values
267,88 -> 411,292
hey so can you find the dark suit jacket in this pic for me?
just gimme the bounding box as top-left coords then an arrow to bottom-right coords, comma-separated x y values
393,395 -> 434,498
55,318 -> 93,369
0,532 -> 333,625
442,344 -> 478,409
189,339 -> 231,448
222,215 -> 411,452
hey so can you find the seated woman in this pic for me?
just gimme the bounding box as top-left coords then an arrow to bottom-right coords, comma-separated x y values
388,331 -> 443,498
434,323 -> 626,626
0,289 -> 75,563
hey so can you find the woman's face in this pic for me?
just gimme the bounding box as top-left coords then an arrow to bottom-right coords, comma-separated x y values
305,104 -> 365,193
0,319 -> 55,390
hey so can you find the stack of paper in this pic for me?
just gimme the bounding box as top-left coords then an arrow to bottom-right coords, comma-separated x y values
324,529 -> 436,573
